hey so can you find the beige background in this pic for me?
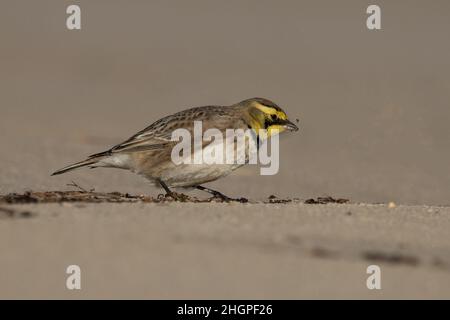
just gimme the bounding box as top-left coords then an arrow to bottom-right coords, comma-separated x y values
1,0 -> 449,204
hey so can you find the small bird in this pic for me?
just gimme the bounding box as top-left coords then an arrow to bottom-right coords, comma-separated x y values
52,98 -> 299,200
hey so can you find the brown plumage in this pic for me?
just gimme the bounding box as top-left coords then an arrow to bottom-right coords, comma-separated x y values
52,98 -> 299,199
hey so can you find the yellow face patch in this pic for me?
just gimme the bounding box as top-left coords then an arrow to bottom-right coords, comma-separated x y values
253,102 -> 288,120
252,101 -> 289,137
245,100 -> 297,139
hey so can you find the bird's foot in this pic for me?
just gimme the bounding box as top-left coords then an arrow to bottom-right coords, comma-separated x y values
210,194 -> 249,203
160,191 -> 191,202
196,186 -> 248,203
209,192 -> 233,202
157,179 -> 191,202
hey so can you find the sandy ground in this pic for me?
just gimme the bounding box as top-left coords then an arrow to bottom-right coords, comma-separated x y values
1,201 -> 450,299
1,0 -> 450,205
1,1 -> 450,299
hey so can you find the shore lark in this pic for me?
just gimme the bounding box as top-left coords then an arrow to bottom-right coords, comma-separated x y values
52,98 -> 299,200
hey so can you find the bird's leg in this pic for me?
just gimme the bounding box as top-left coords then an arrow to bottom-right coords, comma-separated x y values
158,179 -> 179,200
158,179 -> 172,195
157,179 -> 190,201
196,185 -> 235,202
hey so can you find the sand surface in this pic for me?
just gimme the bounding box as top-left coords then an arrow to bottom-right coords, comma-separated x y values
1,1 -> 450,299
1,200 -> 450,299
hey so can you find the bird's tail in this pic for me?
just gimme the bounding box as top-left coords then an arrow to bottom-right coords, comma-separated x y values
51,154 -> 106,176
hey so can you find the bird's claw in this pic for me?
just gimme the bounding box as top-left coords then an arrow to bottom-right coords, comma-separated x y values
210,193 -> 248,203
163,192 -> 191,202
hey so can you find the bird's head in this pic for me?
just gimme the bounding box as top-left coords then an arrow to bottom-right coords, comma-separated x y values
238,97 -> 299,137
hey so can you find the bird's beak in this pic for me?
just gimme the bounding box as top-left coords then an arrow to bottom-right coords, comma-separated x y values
280,119 -> 299,132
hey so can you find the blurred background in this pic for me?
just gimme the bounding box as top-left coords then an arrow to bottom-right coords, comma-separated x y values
1,0 -> 449,205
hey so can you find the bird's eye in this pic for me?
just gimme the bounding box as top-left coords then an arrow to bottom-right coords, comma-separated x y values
271,115 -> 278,122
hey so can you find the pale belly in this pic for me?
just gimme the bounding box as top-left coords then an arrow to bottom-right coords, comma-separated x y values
160,163 -> 243,187
101,133 -> 258,188
158,135 -> 257,187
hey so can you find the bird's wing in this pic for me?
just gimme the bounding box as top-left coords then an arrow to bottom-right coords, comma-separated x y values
94,106 -> 244,156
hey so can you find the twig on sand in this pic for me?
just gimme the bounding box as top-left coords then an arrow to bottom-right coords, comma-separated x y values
66,181 -> 94,193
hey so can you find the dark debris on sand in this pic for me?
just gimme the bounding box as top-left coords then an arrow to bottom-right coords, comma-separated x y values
1,191 -> 144,204
0,206 -> 35,219
0,191 -> 244,204
0,191 -> 349,205
304,196 -> 349,204
362,250 -> 420,267
265,195 -> 294,204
